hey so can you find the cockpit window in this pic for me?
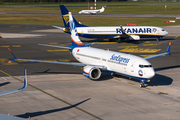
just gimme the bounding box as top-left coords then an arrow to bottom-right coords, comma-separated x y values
139,65 -> 152,68
162,29 -> 165,31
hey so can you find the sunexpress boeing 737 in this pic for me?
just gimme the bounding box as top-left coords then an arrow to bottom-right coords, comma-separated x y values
54,5 -> 168,42
9,12 -> 171,87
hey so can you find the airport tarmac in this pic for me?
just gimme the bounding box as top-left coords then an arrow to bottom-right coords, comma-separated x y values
1,11 -> 180,18
0,23 -> 180,120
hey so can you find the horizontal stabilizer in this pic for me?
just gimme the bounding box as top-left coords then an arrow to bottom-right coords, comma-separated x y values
85,42 -> 98,46
38,43 -> 72,49
52,25 -> 64,30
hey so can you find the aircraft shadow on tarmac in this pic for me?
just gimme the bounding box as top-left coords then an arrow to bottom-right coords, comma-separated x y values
147,73 -> 173,87
154,65 -> 180,72
33,66 -> 175,84
0,82 -> 10,87
80,36 -> 176,44
114,65 -> 179,87
16,98 -> 90,118
115,73 -> 173,87
21,64 -> 178,85
147,65 -> 180,86
34,68 -> 114,81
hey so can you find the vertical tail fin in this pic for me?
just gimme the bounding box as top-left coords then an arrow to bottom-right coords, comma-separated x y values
60,5 -> 87,28
69,12 -> 85,47
100,6 -> 105,13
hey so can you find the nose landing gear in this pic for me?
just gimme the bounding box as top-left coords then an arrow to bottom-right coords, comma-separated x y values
140,79 -> 150,88
140,82 -> 146,88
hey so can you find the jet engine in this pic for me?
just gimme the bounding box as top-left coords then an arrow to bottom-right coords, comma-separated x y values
83,66 -> 101,80
129,35 -> 140,40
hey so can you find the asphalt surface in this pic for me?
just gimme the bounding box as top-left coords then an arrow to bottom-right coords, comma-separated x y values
0,23 -> 179,76
1,11 -> 180,18
0,23 -> 180,120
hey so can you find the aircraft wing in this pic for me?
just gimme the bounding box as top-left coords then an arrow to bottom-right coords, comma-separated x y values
0,68 -> 27,96
144,42 -> 171,60
11,58 -> 87,66
8,48 -> 106,69
117,26 -> 140,41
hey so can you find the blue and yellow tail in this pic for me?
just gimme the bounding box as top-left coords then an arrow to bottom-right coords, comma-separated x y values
69,12 -> 86,47
60,5 -> 87,28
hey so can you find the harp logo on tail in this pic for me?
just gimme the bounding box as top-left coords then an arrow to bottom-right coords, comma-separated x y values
62,14 -> 69,25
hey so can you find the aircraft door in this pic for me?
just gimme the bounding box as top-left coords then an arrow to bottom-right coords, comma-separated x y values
157,29 -> 160,34
154,28 -> 160,35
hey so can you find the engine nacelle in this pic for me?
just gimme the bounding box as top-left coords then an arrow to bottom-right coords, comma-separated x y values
129,35 -> 140,40
83,66 -> 101,80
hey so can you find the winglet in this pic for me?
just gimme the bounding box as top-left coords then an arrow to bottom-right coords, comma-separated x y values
8,47 -> 17,63
18,68 -> 27,90
0,68 -> 27,96
166,42 -> 171,54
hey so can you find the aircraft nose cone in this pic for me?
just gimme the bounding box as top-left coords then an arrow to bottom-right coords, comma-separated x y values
165,31 -> 169,35
148,69 -> 155,78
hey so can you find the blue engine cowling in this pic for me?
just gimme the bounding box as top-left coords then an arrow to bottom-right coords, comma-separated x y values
83,66 -> 101,80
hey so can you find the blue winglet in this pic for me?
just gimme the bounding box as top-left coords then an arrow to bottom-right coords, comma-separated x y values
8,48 -> 17,63
8,48 -> 16,59
0,68 -> 27,96
166,42 -> 171,54
18,68 -> 27,90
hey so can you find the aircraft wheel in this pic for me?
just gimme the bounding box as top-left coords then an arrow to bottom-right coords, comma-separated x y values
110,39 -> 114,42
117,39 -> 121,43
140,82 -> 146,88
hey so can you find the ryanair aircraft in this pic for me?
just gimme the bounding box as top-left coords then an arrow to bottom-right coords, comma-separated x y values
9,12 -> 171,87
54,5 -> 168,42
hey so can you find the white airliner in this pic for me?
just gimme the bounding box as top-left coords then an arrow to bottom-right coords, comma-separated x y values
0,68 -> 27,96
8,12 -> 171,87
54,5 -> 168,42
79,6 -> 105,15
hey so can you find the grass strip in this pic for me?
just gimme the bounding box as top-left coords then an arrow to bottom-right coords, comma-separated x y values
0,1 -> 180,7
0,14 -> 179,26
0,4 -> 180,15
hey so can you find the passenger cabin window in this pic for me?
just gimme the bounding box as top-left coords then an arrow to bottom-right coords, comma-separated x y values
139,65 -> 152,68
